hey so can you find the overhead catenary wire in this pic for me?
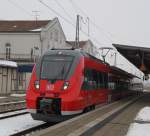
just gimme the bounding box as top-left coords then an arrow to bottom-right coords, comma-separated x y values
38,0 -> 103,46
38,0 -> 75,27
68,0 -> 113,43
54,0 -> 75,22
7,0 -> 33,17
68,0 -> 146,46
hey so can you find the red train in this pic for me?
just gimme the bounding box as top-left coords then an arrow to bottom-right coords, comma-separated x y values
26,49 -> 142,122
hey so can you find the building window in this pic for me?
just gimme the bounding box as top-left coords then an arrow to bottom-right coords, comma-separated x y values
5,43 -> 11,60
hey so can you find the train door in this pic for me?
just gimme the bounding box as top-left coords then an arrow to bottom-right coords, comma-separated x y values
81,68 -> 93,106
95,71 -> 109,104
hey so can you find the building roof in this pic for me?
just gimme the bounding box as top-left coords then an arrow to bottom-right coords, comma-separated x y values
66,41 -> 87,48
113,44 -> 150,75
110,66 -> 139,79
0,20 -> 50,32
0,60 -> 17,68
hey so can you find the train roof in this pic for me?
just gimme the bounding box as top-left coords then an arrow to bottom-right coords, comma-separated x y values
44,48 -> 108,65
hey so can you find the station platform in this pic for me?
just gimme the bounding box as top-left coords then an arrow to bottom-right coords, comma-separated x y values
88,92 -> 150,136
32,92 -> 150,136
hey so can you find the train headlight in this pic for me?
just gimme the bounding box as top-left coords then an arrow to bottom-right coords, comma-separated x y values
34,80 -> 40,90
62,81 -> 69,90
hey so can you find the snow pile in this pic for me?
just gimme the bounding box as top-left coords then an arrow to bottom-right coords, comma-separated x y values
11,94 -> 26,97
126,123 -> 150,136
0,109 -> 27,118
126,107 -> 150,136
135,107 -> 150,122
0,60 -> 17,68
0,114 -> 44,136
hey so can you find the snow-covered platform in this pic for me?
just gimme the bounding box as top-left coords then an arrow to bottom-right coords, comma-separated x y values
88,91 -> 150,136
126,107 -> 150,136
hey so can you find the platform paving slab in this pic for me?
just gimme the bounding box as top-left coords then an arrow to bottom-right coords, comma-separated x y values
91,92 -> 150,136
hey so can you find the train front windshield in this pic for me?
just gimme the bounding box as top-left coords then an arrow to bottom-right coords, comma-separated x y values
41,55 -> 73,80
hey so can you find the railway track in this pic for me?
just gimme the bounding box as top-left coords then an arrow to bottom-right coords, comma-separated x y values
0,95 -> 142,136
0,112 -> 57,136
0,100 -> 26,113
0,109 -> 28,120
11,122 -> 55,136
31,95 -> 142,136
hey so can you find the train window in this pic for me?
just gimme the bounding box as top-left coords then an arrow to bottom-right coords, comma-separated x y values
82,68 -> 109,90
82,68 -> 92,90
87,69 -> 94,90
97,72 -> 104,89
82,68 -> 97,90
103,73 -> 108,88
82,69 -> 89,90
41,55 -> 73,80
92,70 -> 98,90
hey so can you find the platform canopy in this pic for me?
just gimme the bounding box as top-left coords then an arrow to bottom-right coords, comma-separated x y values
110,66 -> 139,79
113,44 -> 150,75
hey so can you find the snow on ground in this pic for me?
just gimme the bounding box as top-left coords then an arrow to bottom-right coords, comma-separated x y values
0,109 -> 27,118
126,123 -> 150,136
0,114 -> 44,136
126,106 -> 150,136
10,94 -> 26,97
135,106 -> 150,122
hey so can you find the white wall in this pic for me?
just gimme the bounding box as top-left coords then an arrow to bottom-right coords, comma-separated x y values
82,40 -> 99,57
0,33 -> 41,56
0,18 -> 67,58
41,18 -> 67,54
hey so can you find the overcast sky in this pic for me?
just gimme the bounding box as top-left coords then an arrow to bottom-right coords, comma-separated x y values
1,0 -> 150,47
1,0 -> 149,77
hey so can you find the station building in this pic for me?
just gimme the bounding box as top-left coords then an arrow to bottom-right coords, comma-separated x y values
0,18 -> 98,93
0,18 -> 67,92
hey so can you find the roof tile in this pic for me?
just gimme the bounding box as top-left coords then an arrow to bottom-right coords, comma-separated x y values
0,20 -> 50,32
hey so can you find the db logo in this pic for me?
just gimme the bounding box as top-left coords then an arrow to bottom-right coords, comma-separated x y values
46,84 -> 54,90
